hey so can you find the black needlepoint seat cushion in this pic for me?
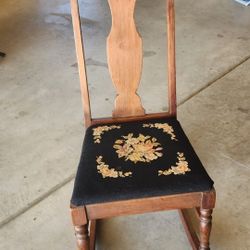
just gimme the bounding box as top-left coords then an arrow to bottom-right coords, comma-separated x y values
71,117 -> 214,206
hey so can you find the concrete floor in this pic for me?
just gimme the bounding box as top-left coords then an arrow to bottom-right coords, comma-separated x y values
0,0 -> 250,249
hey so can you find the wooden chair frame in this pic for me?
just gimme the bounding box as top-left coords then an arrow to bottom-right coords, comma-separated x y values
70,0 -> 216,249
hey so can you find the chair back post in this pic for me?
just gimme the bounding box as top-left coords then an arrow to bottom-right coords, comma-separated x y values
167,0 -> 177,117
71,0 -> 92,127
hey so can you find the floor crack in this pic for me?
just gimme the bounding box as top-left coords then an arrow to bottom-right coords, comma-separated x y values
179,55 -> 250,106
0,174 -> 75,229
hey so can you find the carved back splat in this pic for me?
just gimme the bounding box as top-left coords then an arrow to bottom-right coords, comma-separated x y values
107,0 -> 145,117
71,0 -> 177,127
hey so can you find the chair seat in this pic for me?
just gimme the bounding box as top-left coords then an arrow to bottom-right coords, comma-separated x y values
71,117 -> 214,206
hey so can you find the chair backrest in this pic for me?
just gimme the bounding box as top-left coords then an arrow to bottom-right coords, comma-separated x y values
71,0 -> 176,128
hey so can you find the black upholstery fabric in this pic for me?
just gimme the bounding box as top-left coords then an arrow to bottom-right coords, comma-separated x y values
71,118 -> 214,206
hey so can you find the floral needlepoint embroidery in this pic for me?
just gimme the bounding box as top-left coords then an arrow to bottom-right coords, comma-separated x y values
113,133 -> 163,163
93,125 -> 121,143
158,152 -> 190,176
96,156 -> 132,178
143,123 -> 177,141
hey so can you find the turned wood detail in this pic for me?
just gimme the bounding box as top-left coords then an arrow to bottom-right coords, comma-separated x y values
74,225 -> 90,250
199,209 -> 213,250
107,0 -> 145,118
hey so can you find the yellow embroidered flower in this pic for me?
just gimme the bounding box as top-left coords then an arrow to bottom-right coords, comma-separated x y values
93,125 -> 121,143
143,123 -> 177,141
113,133 -> 163,163
113,143 -> 133,159
158,152 -> 190,176
96,156 -> 132,178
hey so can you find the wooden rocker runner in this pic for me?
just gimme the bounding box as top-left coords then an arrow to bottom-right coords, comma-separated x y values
70,0 -> 216,249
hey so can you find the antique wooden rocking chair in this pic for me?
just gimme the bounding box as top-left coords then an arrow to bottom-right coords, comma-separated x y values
70,0 -> 216,249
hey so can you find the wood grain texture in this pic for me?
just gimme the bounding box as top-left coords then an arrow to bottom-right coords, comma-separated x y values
91,112 -> 171,126
71,206 -> 88,226
107,0 -> 145,118
167,0 -> 177,117
70,0 -> 178,124
201,188 -> 216,209
70,0 -> 92,127
85,192 -> 202,220
71,189 -> 215,249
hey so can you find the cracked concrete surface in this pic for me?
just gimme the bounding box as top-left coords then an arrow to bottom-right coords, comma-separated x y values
0,0 -> 250,249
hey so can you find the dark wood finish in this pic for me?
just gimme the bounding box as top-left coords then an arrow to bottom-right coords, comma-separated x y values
89,220 -> 97,250
201,189 -> 216,209
179,189 -> 216,250
199,209 -> 213,250
74,225 -> 90,250
70,190 -> 215,249
71,189 -> 215,249
70,0 -> 216,249
85,192 -> 202,220
71,206 -> 88,226
71,207 -> 90,250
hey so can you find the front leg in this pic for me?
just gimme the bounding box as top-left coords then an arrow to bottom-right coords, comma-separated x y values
74,224 -> 90,250
199,208 -> 213,250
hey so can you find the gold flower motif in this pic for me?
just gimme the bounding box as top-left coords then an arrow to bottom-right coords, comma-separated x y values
96,156 -> 132,178
143,123 -> 177,141
93,125 -> 121,143
113,133 -> 163,163
158,152 -> 190,176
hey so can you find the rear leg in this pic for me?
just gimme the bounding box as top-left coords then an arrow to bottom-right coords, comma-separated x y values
89,220 -> 97,250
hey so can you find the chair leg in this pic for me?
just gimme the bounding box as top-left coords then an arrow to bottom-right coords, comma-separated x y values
179,209 -> 199,250
74,224 -> 90,250
89,220 -> 97,250
199,208 -> 213,250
